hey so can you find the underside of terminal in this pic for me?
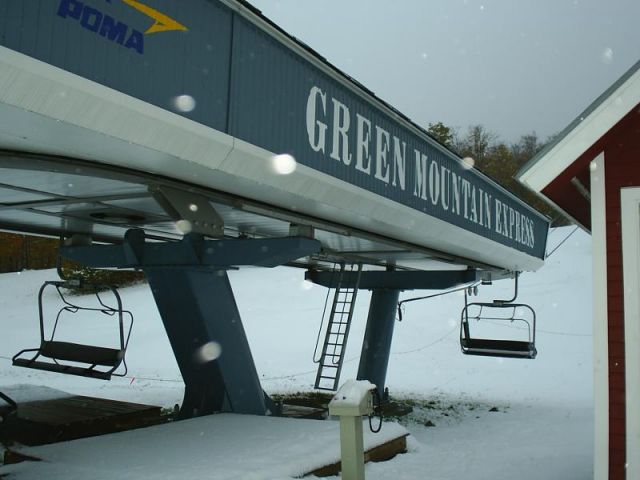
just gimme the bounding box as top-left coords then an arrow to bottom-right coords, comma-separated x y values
0,0 -> 549,426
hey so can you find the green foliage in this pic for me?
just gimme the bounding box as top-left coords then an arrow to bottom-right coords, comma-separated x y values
0,232 -> 145,288
427,122 -> 454,148
59,261 -> 144,293
435,124 -> 569,226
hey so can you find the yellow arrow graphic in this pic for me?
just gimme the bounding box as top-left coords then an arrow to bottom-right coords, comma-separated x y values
121,0 -> 188,34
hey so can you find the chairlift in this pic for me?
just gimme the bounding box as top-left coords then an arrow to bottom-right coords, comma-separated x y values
13,280 -> 134,380
460,273 -> 537,359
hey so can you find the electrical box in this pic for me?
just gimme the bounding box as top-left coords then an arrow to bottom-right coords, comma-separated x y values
329,380 -> 375,417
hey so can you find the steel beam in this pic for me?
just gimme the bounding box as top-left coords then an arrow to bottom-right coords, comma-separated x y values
306,269 -> 479,290
63,229 -> 321,269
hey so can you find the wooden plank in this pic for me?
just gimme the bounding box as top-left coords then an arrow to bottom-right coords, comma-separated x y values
280,404 -> 326,420
5,395 -> 164,446
308,434 -> 408,477
18,396 -> 159,425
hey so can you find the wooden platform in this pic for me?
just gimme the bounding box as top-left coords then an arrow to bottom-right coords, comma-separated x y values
280,403 -> 327,420
2,413 -> 409,479
2,395 -> 164,447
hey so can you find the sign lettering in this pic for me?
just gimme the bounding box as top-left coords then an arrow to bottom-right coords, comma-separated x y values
305,85 -> 537,250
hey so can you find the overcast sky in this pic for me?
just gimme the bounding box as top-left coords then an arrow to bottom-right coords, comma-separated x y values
248,0 -> 640,143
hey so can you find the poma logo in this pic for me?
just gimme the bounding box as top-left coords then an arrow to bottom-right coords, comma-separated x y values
57,0 -> 188,55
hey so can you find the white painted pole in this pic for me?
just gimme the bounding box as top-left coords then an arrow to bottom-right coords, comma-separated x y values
339,415 -> 365,480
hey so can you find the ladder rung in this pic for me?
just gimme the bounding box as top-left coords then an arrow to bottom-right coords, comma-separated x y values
322,355 -> 341,360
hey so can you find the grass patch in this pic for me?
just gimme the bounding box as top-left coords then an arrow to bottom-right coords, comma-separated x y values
270,390 -> 510,429
271,391 -> 334,410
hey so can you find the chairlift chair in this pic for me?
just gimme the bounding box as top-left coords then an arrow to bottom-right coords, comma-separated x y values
13,280 -> 134,380
460,273 -> 537,359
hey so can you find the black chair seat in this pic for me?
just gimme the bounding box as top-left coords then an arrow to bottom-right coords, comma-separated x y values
461,338 -> 537,359
12,358 -> 113,380
39,341 -> 124,367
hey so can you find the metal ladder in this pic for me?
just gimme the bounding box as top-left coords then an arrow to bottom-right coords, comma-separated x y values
314,263 -> 363,391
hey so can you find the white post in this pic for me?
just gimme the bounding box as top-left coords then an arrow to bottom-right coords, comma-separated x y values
328,380 -> 376,480
339,415 -> 365,480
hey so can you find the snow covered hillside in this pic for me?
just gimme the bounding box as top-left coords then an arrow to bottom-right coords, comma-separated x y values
0,226 -> 594,479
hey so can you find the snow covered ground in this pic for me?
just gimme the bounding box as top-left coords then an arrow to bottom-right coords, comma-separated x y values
3,414 -> 409,480
0,226 -> 594,479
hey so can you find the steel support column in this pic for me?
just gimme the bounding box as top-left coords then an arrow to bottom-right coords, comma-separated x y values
143,267 -> 266,418
356,289 -> 400,400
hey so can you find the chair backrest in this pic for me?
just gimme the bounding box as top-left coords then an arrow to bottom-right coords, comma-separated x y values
460,300 -> 537,359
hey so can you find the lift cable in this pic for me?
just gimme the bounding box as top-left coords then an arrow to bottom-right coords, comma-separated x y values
392,325 -> 459,355
397,281 -> 482,322
545,225 -> 580,259
479,319 -> 592,337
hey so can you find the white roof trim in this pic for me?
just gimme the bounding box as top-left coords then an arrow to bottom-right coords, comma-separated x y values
518,64 -> 640,193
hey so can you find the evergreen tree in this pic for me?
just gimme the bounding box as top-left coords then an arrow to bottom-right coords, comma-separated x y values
427,121 -> 454,149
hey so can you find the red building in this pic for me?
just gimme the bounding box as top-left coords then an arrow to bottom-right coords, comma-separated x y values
518,60 -> 640,480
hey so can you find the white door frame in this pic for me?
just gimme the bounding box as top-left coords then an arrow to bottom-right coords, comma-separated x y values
621,186 -> 640,479
591,152 -> 609,480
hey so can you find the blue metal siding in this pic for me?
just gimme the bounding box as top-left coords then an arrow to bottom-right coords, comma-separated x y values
228,15 -> 548,259
0,0 -> 232,131
0,0 -> 548,260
